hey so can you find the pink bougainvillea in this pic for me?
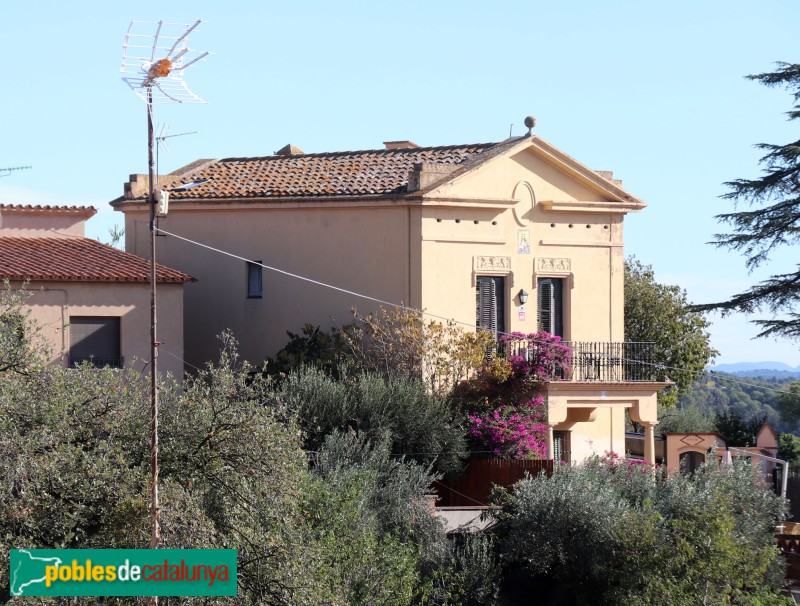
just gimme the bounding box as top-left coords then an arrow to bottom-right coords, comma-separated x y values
499,331 -> 572,382
468,396 -> 548,459
594,450 -> 657,477
454,331 -> 571,460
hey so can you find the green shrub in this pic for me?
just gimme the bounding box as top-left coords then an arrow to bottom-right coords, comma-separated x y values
269,307 -> 496,397
279,366 -> 468,477
489,457 -> 790,605
266,323 -> 347,378
429,533 -> 501,606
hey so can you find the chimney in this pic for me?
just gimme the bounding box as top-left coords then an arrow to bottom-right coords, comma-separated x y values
595,170 -> 623,188
384,141 -> 420,150
124,174 -> 177,199
407,162 -> 459,192
276,144 -> 304,156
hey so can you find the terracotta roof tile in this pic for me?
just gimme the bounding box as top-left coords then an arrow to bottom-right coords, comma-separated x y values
0,237 -> 193,283
0,204 -> 96,215
142,141 -> 514,201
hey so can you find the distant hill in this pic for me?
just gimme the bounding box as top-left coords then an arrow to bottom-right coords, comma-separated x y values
675,371 -> 798,433
719,369 -> 800,379
711,361 -> 800,374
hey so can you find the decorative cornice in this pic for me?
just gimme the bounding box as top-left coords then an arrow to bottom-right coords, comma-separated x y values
539,199 -> 644,214
472,255 -> 513,287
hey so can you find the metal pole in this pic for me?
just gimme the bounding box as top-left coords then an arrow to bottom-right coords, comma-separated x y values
783,462 -> 790,501
727,447 -> 790,499
147,86 -> 161,551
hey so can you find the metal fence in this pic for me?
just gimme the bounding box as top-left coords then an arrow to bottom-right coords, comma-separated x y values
435,458 -> 554,507
564,341 -> 657,382
503,339 -> 658,383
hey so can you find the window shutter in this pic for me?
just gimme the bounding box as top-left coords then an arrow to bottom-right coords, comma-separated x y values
553,431 -> 563,462
70,317 -> 121,366
247,261 -> 263,298
538,279 -> 553,333
537,278 -> 563,337
476,277 -> 505,336
552,279 -> 563,337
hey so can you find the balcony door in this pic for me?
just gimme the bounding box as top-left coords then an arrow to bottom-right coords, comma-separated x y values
537,277 -> 563,337
476,276 -> 505,339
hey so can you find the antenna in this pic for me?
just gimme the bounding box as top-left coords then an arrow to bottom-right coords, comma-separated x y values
155,123 -> 198,153
121,19 -> 209,562
154,124 -> 198,184
121,20 -> 210,105
0,165 -> 32,178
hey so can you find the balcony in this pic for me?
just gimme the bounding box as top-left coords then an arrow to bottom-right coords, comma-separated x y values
503,339 -> 658,383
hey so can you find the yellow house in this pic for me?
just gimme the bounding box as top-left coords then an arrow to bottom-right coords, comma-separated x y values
0,204 -> 190,379
111,125 -> 668,462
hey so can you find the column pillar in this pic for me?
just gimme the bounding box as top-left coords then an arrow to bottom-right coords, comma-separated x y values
643,422 -> 656,465
546,424 -> 555,461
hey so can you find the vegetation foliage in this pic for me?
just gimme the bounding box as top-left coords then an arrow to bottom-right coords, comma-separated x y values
1,287 -> 793,604
268,306 -> 496,397
277,365 -> 469,477
693,62 -> 800,339
624,258 -> 718,406
0,289 -> 466,604
673,373 -> 790,432
452,331 -> 570,460
489,455 -> 791,605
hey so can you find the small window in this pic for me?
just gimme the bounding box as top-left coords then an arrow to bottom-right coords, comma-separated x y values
69,316 -> 122,368
247,261 -> 263,298
553,430 -> 571,464
0,311 -> 25,348
0,311 -> 26,369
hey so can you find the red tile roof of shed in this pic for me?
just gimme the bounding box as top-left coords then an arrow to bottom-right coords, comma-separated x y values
0,237 -> 193,283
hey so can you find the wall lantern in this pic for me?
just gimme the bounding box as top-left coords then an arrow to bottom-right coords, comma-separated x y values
518,289 -> 529,305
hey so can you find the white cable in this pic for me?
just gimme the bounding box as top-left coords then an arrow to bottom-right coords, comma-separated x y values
155,226 -> 800,397
157,227 -> 507,334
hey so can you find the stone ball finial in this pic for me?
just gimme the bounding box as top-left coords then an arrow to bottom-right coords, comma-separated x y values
524,116 -> 536,135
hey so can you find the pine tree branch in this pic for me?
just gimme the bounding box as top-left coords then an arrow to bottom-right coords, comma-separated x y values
690,266 -> 800,331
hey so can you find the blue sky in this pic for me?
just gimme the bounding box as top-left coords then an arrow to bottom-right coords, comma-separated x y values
2,1 -> 799,365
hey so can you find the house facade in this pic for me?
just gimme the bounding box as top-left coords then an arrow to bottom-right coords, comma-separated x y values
0,204 -> 191,379
111,128 -> 667,462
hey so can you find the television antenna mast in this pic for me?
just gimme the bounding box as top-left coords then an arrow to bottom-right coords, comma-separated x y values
120,19 -> 209,559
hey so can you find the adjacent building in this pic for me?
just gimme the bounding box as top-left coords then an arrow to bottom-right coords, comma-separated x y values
0,204 -> 191,379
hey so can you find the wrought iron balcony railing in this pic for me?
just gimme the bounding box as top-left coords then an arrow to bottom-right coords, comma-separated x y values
503,340 -> 658,383
68,357 -> 124,369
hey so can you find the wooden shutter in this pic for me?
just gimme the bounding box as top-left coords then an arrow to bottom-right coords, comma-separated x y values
537,278 -> 563,337
476,277 -> 505,336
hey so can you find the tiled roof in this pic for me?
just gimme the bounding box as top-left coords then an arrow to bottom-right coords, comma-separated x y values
0,237 -> 193,283
0,204 -> 96,215
146,140 -> 516,201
